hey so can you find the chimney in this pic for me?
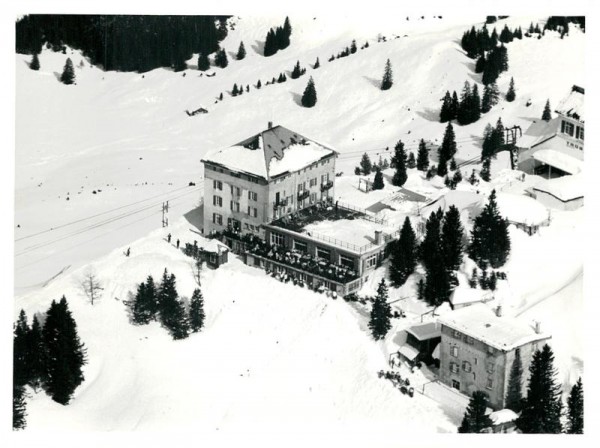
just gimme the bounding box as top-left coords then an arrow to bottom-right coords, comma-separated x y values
495,305 -> 503,317
267,121 -> 273,129
374,230 -> 383,245
534,320 -> 542,334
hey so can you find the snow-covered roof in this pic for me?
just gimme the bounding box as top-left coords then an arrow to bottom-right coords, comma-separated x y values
438,303 -> 550,351
488,409 -> 518,426
496,193 -> 549,226
532,149 -> 583,175
449,288 -> 491,306
422,191 -> 484,221
406,322 -> 441,341
517,119 -> 560,149
200,238 -> 229,254
556,85 -> 584,122
533,174 -> 584,202
203,125 -> 337,180
398,344 -> 419,361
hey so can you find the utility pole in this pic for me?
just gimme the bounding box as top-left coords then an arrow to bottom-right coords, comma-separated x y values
162,201 -> 169,227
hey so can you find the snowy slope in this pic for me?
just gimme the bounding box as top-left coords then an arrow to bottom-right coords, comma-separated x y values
15,15 -> 584,292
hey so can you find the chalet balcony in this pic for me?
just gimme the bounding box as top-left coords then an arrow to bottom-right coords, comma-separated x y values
320,180 -> 333,192
274,197 -> 288,208
297,190 -> 310,202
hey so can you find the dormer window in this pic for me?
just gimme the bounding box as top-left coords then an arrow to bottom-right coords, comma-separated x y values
561,120 -> 575,137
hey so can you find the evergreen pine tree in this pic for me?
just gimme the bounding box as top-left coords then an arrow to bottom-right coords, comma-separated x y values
232,83 -> 239,96
488,270 -> 497,291
475,54 -> 486,73
350,39 -> 357,54
424,254 -> 452,307
481,82 -> 499,113
468,267 -> 478,288
313,57 -> 320,69
417,278 -> 425,302
189,288 -> 205,333
264,29 -> 277,56
449,157 -> 457,171
505,348 -> 524,412
457,81 -> 471,125
389,217 -> 418,287
215,49 -> 228,68
359,152 -> 373,175
291,60 -> 303,79
517,344 -> 563,433
391,140 -> 408,186
441,205 -> 464,272
27,315 -> 46,391
301,76 -> 317,108
438,122 -> 457,176
499,24 -> 513,43
506,77 -> 516,102
470,84 -> 482,122
256,80 -> 262,89
236,41 -> 246,60
407,152 -> 416,169
157,269 -> 190,340
373,168 -> 385,190
420,209 -> 444,269
439,91 -> 453,123
368,279 -> 392,340
42,296 -> 87,405
468,169 -> 478,185
469,189 -> 511,268
416,139 -> 429,171
450,91 -> 459,120
458,391 -> 493,433
13,385 -> 27,430
281,17 -> 292,49
197,52 -> 210,71
566,377 -> 584,434
30,52 -> 40,70
542,99 -> 552,121
480,157 -> 491,182
380,59 -> 393,91
60,58 -> 75,85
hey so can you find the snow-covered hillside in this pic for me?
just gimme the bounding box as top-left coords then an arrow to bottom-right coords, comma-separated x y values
14,14 -> 585,435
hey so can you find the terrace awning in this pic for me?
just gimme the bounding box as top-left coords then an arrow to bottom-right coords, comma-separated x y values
398,344 -> 419,361
532,149 -> 582,175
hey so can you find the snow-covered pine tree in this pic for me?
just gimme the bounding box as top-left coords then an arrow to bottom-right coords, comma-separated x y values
499,24 -> 513,43
389,217 -> 418,287
542,99 -> 552,121
13,385 -> 27,430
157,269 -> 190,340
60,57 -> 75,85
42,296 -> 87,405
256,79 -> 262,89
506,77 -> 516,102
372,168 -> 385,190
368,279 -> 392,340
469,84 -> 482,122
301,76 -> 317,108
420,209 -> 443,269
232,83 -> 239,96
505,348 -> 524,412
313,57 -> 320,69
480,157 -> 491,182
264,28 -> 277,56
391,140 -> 408,186
291,60 -> 303,79
215,48 -> 228,68
27,315 -> 47,392
13,310 -> 30,388
469,189 -> 511,269
236,41 -> 246,60
449,157 -> 457,171
566,377 -> 584,434
439,91 -> 453,122
437,122 -> 457,176
416,139 -> 429,171
359,153 -> 373,175
517,344 -> 563,433
441,205 -> 464,272
281,17 -> 292,49
30,52 -> 40,70
481,82 -> 499,113
380,59 -> 393,90
407,152 -> 416,169
468,267 -> 478,288
458,391 -> 493,433
457,81 -> 472,125
198,52 -> 210,71
468,169 -> 477,185
189,288 -> 205,333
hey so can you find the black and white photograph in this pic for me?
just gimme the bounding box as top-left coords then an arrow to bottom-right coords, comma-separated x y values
4,0 -> 597,446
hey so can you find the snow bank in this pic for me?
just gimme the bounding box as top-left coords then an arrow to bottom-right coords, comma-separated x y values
496,192 -> 549,226
533,173 -> 583,201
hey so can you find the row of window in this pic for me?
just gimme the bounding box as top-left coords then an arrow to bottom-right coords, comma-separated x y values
213,198 -> 258,218
270,232 -> 356,268
207,165 -> 261,184
561,120 -> 584,141
212,180 -> 260,201
448,361 -> 494,389
449,345 -> 495,373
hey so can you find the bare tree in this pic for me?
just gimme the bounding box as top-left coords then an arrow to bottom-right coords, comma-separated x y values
80,268 -> 103,305
191,258 -> 204,287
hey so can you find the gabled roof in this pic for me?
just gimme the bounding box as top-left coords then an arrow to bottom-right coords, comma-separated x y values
517,118 -> 560,149
438,303 -> 550,351
406,322 -> 441,341
203,125 -> 337,180
555,85 -> 584,122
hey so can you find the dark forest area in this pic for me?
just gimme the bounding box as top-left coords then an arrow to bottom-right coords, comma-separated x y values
16,15 -> 231,73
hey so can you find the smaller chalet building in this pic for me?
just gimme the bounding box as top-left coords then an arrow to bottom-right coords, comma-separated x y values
517,85 -> 584,177
438,303 -> 551,410
397,322 -> 441,366
530,174 -> 583,211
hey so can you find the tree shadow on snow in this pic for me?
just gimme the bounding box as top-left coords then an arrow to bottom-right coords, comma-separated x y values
53,71 -> 62,81
251,40 -> 265,56
290,92 -> 303,106
228,51 -> 238,61
416,107 -> 440,123
363,76 -> 381,89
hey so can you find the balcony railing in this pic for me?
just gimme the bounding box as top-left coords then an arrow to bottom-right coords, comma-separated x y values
297,190 -> 310,201
320,180 -> 334,192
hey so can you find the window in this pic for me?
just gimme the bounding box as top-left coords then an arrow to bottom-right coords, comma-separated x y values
340,254 -> 354,269
230,201 -> 240,212
453,330 -> 462,339
486,376 -> 494,389
213,180 -> 223,190
321,173 -> 330,184
451,346 -> 458,358
316,247 -> 330,260
576,126 -> 584,141
310,192 -> 317,203
486,362 -> 495,373
248,191 -> 258,201
294,240 -> 308,253
532,342 -> 538,352
271,232 -> 284,246
451,380 -> 460,390
462,361 -> 471,373
212,213 -> 223,225
561,120 -> 575,136
298,182 -> 305,192
247,206 -> 257,218
474,358 -> 478,365
310,178 -> 317,187
464,336 -> 474,345
213,195 -> 223,207
487,345 -> 495,356
366,254 -> 377,269
450,362 -> 459,374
